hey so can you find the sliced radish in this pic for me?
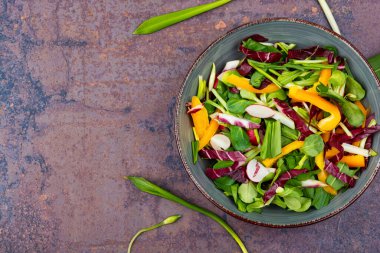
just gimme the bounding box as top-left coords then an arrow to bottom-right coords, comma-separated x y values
246,159 -> 276,182
210,134 -> 231,151
217,113 -> 260,129
245,105 -> 295,129
223,60 -> 240,71
208,63 -> 216,91
245,104 -> 275,118
301,179 -> 327,188
272,111 -> 295,129
187,104 -> 204,114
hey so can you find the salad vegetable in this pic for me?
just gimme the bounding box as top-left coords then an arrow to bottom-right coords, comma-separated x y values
186,34 -> 380,213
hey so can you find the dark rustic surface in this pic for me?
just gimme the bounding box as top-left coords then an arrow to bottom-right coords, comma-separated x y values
0,0 -> 379,252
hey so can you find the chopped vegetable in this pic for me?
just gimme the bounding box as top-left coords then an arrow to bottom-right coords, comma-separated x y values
198,119 -> 219,150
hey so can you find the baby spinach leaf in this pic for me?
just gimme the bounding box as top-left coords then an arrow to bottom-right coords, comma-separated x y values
238,182 -> 257,204
284,196 -> 301,210
300,134 -> 324,157
236,199 -> 247,212
250,71 -> 266,87
243,39 -> 280,53
312,188 -> 332,210
246,198 -> 265,213
227,98 -> 254,114
329,69 -> 346,94
278,70 -> 303,84
293,197 -> 312,212
272,196 -> 287,209
230,126 -> 251,151
303,187 -> 315,199
266,89 -> 287,101
345,76 -> 365,101
231,184 -> 239,204
214,176 -> 235,192
213,160 -> 235,169
281,125 -> 300,141
240,89 -> 258,101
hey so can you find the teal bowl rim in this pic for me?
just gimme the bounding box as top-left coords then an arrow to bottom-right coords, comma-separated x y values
175,17 -> 380,227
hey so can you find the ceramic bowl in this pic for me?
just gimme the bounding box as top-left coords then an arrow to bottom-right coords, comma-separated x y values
175,18 -> 380,227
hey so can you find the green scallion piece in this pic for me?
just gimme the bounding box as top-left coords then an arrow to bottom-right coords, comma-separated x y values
133,0 -> 232,35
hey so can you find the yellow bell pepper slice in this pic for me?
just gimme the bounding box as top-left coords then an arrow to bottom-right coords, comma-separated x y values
340,155 -> 365,167
225,74 -> 280,94
191,96 -> 209,139
262,141 -> 304,168
198,119 -> 219,150
288,86 -> 341,132
316,152 -> 337,195
308,68 -> 331,93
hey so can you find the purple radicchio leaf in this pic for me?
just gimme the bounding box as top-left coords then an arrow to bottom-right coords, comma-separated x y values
273,98 -> 313,140
324,159 -> 356,187
242,34 -> 268,43
263,169 -> 308,203
239,44 -> 282,63
236,60 -> 253,76
199,149 -> 246,162
205,162 -> 243,180
288,45 -> 334,63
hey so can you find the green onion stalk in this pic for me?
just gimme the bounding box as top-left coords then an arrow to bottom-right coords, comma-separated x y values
125,176 -> 249,253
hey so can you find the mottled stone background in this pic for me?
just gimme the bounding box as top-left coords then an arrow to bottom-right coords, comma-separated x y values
0,0 -> 379,252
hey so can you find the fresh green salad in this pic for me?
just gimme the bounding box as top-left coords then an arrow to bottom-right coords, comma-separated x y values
187,34 -> 380,213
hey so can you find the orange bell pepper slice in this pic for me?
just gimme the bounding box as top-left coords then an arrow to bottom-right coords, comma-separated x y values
198,119 -> 219,150
288,86 -> 341,132
325,147 -> 340,159
262,141 -> 304,168
340,155 -> 365,167
191,96 -> 209,139
315,152 -> 337,195
321,131 -> 331,143
225,74 -> 280,94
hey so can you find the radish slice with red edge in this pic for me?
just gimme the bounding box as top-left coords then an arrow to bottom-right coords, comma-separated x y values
245,104 -> 275,118
301,179 -> 327,188
246,159 -> 275,182
210,134 -> 231,151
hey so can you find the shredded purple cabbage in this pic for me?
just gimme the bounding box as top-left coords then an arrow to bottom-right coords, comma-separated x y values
236,60 -> 253,76
242,34 -> 268,43
273,99 -> 313,140
205,162 -> 242,180
288,45 -> 334,64
199,149 -> 246,162
239,45 -> 282,63
324,159 -> 356,187
263,169 -> 308,203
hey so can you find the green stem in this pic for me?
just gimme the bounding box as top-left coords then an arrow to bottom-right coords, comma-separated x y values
125,176 -> 249,253
128,214 -> 181,253
133,0 -> 232,35
317,0 -> 341,34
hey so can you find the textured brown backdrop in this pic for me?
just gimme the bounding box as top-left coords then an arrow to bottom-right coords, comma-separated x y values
0,0 -> 379,252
